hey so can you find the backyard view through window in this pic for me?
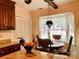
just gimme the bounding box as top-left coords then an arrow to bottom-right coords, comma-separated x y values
39,12 -> 74,44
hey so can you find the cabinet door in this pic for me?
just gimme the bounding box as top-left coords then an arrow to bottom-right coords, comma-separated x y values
0,47 -> 10,57
0,0 -> 15,30
0,44 -> 20,57
8,6 -> 15,30
0,4 -> 4,29
3,5 -> 15,30
3,5 -> 8,29
9,44 -> 21,53
0,4 -> 2,29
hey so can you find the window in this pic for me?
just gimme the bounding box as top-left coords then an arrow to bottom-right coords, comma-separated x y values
39,12 -> 74,44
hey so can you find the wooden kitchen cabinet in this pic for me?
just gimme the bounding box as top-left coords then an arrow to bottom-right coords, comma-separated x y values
0,47 -> 10,56
0,44 -> 21,57
0,0 -> 15,30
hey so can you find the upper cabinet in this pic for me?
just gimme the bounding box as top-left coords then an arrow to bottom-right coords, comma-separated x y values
0,0 -> 15,30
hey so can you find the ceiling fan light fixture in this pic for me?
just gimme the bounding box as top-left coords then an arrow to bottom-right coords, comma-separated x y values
24,0 -> 32,4
46,21 -> 53,28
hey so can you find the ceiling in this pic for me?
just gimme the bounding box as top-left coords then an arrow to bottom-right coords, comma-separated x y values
12,0 -> 77,10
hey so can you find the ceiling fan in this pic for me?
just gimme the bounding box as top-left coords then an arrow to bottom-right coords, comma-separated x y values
24,0 -> 58,9
44,0 -> 58,9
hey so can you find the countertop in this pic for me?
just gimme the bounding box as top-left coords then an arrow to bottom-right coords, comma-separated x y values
0,42 -> 19,48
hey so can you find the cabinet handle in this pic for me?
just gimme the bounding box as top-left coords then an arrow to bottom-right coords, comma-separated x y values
1,51 -> 4,53
15,47 -> 17,49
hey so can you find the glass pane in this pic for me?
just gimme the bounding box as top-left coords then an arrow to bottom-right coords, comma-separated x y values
50,16 -> 66,42
39,12 -> 74,45
69,13 -> 74,45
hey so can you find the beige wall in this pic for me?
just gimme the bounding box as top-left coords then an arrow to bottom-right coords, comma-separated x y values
31,1 -> 79,45
0,5 -> 32,42
12,6 -> 32,42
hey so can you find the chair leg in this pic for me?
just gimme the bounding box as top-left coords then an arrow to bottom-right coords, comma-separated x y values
24,46 -> 33,54
57,52 -> 70,56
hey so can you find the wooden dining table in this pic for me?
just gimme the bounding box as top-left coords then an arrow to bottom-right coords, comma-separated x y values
49,42 -> 65,47
48,41 -> 65,52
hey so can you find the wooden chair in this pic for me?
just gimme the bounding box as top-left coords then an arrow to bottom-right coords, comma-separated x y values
19,38 -> 34,54
35,35 -> 53,52
55,35 -> 73,56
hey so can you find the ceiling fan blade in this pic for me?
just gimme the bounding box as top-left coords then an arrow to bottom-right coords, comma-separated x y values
50,1 -> 58,9
44,0 -> 58,9
44,0 -> 50,3
24,0 -> 32,4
